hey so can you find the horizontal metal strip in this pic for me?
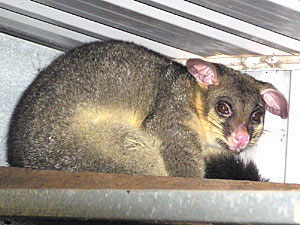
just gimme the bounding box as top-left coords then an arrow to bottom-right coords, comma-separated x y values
0,8 -> 96,51
28,0 -> 259,56
32,0 -> 250,57
1,189 -> 299,224
137,0 -> 300,54
189,0 -> 300,41
99,0 -> 289,55
0,0 -> 289,57
0,0 -> 200,58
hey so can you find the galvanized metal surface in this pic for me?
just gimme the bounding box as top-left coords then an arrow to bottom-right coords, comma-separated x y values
137,0 -> 300,54
1,0 -> 300,58
1,189 -> 300,224
189,0 -> 300,42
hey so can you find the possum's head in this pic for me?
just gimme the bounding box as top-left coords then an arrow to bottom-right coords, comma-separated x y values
186,58 -> 288,154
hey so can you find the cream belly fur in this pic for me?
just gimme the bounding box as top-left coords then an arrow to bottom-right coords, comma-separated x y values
70,106 -> 168,176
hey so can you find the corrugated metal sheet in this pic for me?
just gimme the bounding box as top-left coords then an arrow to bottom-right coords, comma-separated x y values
0,0 -> 300,58
190,0 -> 300,41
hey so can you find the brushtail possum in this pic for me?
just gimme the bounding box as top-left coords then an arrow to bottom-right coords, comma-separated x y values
7,40 -> 288,180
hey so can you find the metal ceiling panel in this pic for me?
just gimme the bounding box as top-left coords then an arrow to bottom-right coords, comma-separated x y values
31,0 -> 261,57
0,8 -> 96,51
189,0 -> 300,41
137,0 -> 300,54
1,0 -> 300,57
0,0 -> 200,59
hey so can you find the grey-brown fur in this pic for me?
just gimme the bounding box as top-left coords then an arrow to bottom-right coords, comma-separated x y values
7,40 -> 287,178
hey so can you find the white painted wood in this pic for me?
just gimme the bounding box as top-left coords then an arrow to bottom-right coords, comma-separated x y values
241,70 -> 290,183
285,70 -> 300,184
176,55 -> 300,71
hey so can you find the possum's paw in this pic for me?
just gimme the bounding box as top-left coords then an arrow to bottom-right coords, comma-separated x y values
204,154 -> 268,181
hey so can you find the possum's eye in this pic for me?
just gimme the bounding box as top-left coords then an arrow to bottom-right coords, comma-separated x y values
216,102 -> 232,118
251,111 -> 263,124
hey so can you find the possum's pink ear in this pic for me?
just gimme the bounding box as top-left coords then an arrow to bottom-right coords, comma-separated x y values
260,88 -> 288,119
186,58 -> 219,86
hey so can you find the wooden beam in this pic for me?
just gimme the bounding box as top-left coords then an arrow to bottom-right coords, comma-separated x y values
175,55 -> 300,71
1,166 -> 300,190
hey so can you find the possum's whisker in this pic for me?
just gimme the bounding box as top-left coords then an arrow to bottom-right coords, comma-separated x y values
196,111 -> 223,130
262,129 -> 272,133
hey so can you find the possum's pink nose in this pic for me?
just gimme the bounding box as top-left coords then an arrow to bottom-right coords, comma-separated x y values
233,133 -> 248,147
228,123 -> 249,151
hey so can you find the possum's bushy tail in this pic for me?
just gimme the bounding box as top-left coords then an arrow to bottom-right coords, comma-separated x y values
205,154 -> 268,181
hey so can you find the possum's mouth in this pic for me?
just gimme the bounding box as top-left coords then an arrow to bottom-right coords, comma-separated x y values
217,139 -> 246,154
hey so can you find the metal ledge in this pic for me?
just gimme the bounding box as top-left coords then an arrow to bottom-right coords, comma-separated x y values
1,167 -> 300,224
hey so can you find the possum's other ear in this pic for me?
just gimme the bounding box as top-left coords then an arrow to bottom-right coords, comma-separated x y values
260,88 -> 288,119
186,58 -> 219,86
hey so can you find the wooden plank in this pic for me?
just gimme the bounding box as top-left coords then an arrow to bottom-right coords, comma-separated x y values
175,55 -> 300,71
285,70 -> 300,184
1,166 -> 300,190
